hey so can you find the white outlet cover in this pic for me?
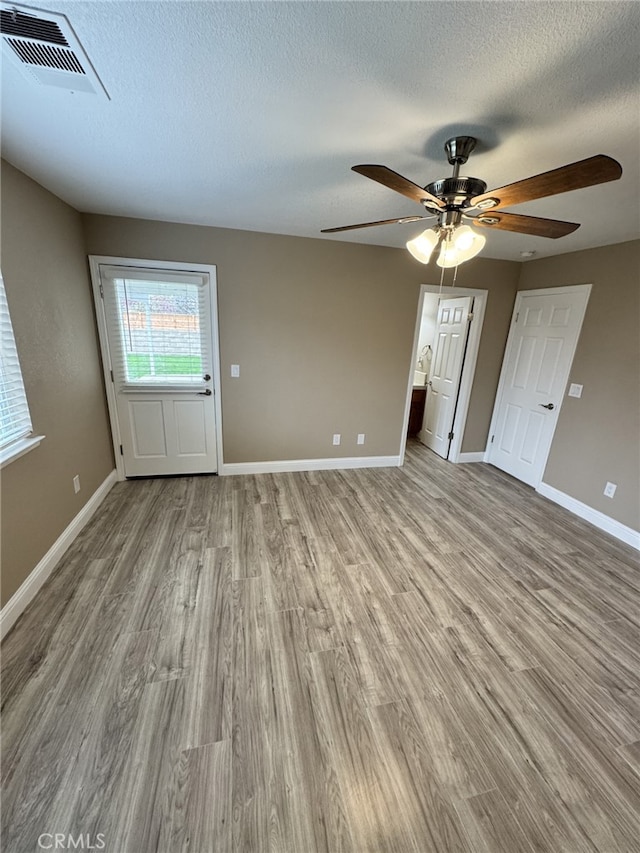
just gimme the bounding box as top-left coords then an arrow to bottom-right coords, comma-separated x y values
332,434 -> 341,445
568,383 -> 583,398
604,482 -> 617,498
357,433 -> 365,445
231,364 -> 240,377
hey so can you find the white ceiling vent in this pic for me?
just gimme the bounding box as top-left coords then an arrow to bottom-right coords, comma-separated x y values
1,2 -> 109,97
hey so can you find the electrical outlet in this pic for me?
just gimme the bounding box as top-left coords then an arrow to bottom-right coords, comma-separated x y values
604,482 -> 617,498
230,364 -> 240,377
332,434 -> 341,446
568,383 -> 583,398
73,475 -> 81,494
357,433 -> 365,445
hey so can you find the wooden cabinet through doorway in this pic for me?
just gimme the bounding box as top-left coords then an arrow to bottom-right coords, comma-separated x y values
408,387 -> 427,437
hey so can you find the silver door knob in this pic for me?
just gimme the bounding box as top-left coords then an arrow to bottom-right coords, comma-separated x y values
539,402 -> 554,410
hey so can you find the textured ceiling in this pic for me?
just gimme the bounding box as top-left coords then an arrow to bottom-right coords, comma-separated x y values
2,0 -> 639,261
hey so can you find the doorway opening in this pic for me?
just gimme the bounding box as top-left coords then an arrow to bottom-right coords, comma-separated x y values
400,284 -> 487,464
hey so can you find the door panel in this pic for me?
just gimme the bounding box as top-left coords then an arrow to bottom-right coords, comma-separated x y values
488,288 -> 590,486
500,404 -> 521,454
537,338 -> 562,393
129,400 -> 167,457
420,296 -> 473,458
513,337 -> 536,389
520,411 -> 544,463
174,400 -> 208,456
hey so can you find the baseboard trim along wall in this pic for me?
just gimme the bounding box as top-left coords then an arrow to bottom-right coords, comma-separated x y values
455,452 -> 486,463
537,482 -> 640,551
0,470 -> 118,640
220,455 -> 402,476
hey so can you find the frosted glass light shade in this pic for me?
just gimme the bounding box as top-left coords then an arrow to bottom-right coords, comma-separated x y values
406,228 -> 439,264
436,225 -> 486,268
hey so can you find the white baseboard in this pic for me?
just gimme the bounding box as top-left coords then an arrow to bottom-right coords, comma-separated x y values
454,452 -> 485,463
0,470 -> 118,640
537,482 -> 640,551
220,455 -> 402,476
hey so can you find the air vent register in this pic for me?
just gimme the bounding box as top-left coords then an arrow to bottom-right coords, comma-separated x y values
1,2 -> 109,97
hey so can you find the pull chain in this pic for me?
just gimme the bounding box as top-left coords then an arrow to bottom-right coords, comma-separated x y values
438,257 -> 446,297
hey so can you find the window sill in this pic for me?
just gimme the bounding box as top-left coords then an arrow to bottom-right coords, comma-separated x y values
0,435 -> 45,469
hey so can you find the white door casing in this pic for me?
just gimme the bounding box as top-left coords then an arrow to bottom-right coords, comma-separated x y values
420,296 -> 473,459
487,285 -> 591,487
90,257 -> 223,478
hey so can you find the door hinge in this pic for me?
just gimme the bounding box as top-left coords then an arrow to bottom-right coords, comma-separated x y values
110,369 -> 114,382
448,431 -> 454,440
99,283 -> 104,299
119,444 -> 123,456
468,312 -> 474,321
491,434 -> 495,443
515,311 -> 519,322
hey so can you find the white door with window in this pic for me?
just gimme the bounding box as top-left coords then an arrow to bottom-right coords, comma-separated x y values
420,296 -> 473,458
95,263 -> 219,477
487,286 -> 590,487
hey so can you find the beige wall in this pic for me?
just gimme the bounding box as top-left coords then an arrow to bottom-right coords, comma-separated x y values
0,162 -> 114,606
82,215 -> 520,463
518,240 -> 640,531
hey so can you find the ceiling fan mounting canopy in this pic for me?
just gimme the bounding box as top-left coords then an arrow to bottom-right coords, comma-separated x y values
321,134 -> 623,246
444,135 -> 477,166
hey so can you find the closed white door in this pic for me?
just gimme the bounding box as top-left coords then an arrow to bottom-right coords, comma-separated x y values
98,264 -> 218,477
421,296 -> 473,458
488,286 -> 590,486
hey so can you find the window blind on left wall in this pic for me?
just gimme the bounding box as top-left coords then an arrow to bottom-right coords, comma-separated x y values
0,272 -> 33,449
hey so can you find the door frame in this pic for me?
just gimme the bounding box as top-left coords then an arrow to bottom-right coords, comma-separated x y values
88,255 -> 224,481
484,283 -> 592,485
400,283 -> 487,464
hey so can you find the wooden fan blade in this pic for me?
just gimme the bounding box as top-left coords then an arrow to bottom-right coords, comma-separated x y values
471,155 -> 622,210
352,165 -> 445,208
473,211 -> 580,238
321,215 -> 427,233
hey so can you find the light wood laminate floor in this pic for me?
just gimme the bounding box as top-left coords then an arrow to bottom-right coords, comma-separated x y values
2,442 -> 640,852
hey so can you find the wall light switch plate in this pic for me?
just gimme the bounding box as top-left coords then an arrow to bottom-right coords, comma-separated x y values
231,364 -> 240,378
604,482 -> 617,498
332,434 -> 341,446
568,383 -> 583,398
73,475 -> 81,493
357,433 -> 365,445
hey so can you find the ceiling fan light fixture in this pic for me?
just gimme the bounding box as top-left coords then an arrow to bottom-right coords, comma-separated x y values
436,225 -> 486,268
406,227 -> 439,264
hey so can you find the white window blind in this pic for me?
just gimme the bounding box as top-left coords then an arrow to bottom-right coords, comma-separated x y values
0,272 -> 33,450
100,267 -> 211,392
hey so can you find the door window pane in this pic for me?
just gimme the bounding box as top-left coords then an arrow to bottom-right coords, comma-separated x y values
107,276 -> 210,388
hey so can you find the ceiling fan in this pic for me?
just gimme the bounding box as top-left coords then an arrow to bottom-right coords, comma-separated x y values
322,136 -> 622,267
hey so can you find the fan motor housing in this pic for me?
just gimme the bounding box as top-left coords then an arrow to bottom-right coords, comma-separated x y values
425,176 -> 487,206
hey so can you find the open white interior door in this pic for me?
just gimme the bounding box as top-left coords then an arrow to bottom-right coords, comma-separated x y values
420,296 -> 473,459
98,264 -> 218,477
